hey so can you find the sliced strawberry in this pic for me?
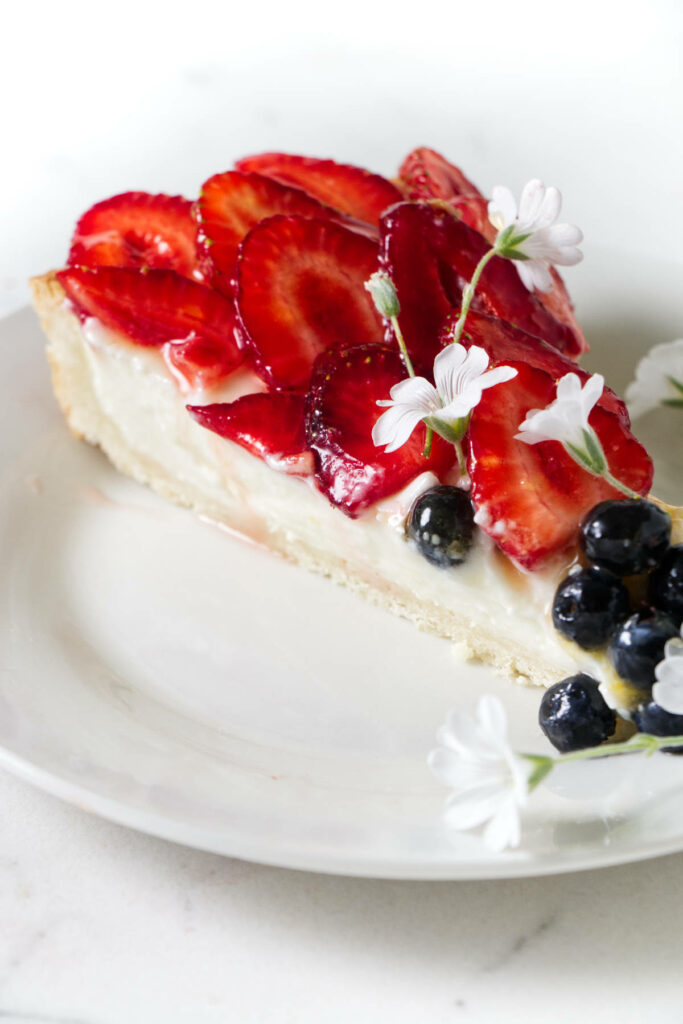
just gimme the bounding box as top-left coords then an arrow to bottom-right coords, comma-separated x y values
441,309 -> 628,423
196,171 -> 345,291
236,215 -> 383,390
235,153 -> 402,226
163,334 -> 242,392
58,266 -> 243,380
306,343 -> 455,517
467,361 -> 653,570
380,202 -> 584,367
188,392 -> 311,474
68,192 -> 203,281
398,148 -> 483,202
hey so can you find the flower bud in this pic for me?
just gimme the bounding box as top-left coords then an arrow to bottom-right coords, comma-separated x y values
365,271 -> 400,319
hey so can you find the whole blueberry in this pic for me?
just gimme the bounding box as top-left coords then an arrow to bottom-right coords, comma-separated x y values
648,545 -> 683,628
539,674 -> 616,753
580,499 -> 671,576
552,567 -> 630,650
407,486 -> 474,568
608,610 -> 679,689
634,701 -> 683,755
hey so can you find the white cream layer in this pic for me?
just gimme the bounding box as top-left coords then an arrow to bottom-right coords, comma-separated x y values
81,318 -> 582,685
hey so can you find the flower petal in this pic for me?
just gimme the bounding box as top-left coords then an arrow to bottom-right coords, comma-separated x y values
518,179 -> 545,227
476,694 -> 509,744
372,403 -> 426,452
478,364 -> 518,391
482,797 -> 522,851
443,785 -> 508,831
534,186 -> 562,229
489,186 -> 517,232
433,343 -> 467,404
455,346 -> 490,391
515,258 -> 553,293
388,375 -> 440,410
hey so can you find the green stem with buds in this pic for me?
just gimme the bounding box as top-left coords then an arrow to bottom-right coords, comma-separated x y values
390,315 -> 415,379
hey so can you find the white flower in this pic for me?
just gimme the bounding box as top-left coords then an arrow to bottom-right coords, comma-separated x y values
488,179 -> 583,293
515,372 -> 603,450
652,632 -> 683,716
372,344 -> 517,453
625,338 -> 683,419
428,695 -> 531,852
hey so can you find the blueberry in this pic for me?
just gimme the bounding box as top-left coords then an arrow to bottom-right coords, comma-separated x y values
552,567 -> 630,650
580,499 -> 671,576
648,545 -> 683,628
608,610 -> 679,689
407,486 -> 474,568
539,674 -> 616,753
634,701 -> 683,755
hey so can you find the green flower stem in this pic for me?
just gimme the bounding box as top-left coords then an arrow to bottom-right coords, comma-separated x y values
450,247 -> 499,346
557,732 -> 683,761
423,428 -> 433,459
453,439 -> 467,476
390,315 -> 415,378
602,470 -> 640,499
523,732 -> 683,792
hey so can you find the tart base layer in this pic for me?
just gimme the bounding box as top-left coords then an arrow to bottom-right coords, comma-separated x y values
31,271 -> 583,688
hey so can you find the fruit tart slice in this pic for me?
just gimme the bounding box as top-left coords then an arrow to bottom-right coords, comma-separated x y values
30,150 -> 681,695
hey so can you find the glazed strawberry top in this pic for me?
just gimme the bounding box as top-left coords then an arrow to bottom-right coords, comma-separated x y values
56,148 -> 653,570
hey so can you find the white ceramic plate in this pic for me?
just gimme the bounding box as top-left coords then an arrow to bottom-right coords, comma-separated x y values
0,260 -> 681,879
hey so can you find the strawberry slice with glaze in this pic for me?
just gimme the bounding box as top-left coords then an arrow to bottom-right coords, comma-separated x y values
398,148 -> 483,202
196,171 -> 350,291
440,309 -> 628,424
188,392 -> 311,475
58,266 -> 243,382
68,192 -> 204,281
236,215 -> 384,390
380,202 -> 584,368
467,361 -> 653,570
235,153 -> 403,226
306,343 -> 455,517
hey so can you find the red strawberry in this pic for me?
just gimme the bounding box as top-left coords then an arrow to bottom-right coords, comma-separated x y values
380,202 -> 584,367
58,266 -> 243,381
441,308 -> 628,423
68,192 -> 203,281
188,392 -> 311,474
398,148 -> 483,202
306,343 -> 455,517
196,171 -> 346,291
235,153 -> 402,226
236,215 -> 384,390
164,334 -> 243,392
467,361 -> 653,570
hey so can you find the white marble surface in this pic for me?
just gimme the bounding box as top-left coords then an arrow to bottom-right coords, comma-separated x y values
2,768 -> 683,1023
2,2 -> 682,1020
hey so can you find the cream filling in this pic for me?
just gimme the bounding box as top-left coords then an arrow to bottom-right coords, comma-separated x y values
80,318 -> 591,686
